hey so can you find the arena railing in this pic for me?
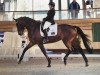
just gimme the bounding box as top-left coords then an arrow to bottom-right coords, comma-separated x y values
0,8 -> 100,21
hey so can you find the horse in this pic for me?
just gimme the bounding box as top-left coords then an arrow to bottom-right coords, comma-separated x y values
13,17 -> 93,67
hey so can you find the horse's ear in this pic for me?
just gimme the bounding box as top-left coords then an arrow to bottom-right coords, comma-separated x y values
13,18 -> 18,22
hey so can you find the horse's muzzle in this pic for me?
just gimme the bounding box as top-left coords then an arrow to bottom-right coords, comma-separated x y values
18,31 -> 23,36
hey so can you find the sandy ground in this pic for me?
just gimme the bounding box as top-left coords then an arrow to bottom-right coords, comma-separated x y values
0,57 -> 100,75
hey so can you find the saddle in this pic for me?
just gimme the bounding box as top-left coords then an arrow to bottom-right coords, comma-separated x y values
40,21 -> 57,37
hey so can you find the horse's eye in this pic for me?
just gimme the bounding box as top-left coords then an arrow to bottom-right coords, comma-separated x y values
16,22 -> 18,25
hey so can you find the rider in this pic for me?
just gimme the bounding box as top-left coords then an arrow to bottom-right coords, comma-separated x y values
41,1 -> 55,43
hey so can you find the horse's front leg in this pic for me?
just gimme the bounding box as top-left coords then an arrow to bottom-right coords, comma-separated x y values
38,44 -> 51,67
18,42 -> 34,64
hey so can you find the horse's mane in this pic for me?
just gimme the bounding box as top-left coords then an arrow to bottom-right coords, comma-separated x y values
17,16 -> 41,27
17,16 -> 37,22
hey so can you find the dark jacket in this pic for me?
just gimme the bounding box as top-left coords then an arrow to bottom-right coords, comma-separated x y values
69,2 -> 80,12
43,8 -> 55,24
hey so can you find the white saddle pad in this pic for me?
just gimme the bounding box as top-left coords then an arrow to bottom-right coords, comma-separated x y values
40,23 -> 57,37
43,21 -> 51,30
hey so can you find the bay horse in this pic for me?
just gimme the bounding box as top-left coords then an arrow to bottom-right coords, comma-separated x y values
13,17 -> 93,67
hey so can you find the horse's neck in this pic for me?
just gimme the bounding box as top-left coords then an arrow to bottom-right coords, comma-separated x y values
26,22 -> 40,35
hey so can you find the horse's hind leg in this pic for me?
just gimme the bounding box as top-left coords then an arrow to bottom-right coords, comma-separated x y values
73,44 -> 89,67
63,50 -> 72,65
62,40 -> 73,65
38,44 -> 51,67
78,47 -> 89,67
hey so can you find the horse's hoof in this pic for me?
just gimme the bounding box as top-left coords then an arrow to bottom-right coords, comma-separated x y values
47,65 -> 51,67
63,58 -> 67,65
64,60 -> 67,65
18,61 -> 21,64
85,64 -> 89,67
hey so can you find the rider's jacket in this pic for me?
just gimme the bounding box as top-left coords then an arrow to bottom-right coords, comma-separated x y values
43,8 -> 55,24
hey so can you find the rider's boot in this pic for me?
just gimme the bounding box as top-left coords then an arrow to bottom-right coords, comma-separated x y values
43,29 -> 49,43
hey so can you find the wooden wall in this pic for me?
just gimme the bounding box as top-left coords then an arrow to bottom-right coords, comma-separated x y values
0,19 -> 100,31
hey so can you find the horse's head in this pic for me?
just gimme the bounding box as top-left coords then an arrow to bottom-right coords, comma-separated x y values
13,17 -> 25,36
14,17 -> 41,36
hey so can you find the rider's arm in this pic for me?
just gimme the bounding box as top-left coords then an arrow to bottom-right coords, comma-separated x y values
43,10 -> 55,21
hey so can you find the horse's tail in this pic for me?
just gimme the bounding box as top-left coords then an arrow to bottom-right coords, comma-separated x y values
73,26 -> 93,54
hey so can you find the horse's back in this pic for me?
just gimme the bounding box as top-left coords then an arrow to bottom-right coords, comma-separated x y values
58,24 -> 75,31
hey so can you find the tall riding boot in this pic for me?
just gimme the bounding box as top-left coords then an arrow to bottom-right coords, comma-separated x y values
41,21 -> 45,32
43,29 -> 49,43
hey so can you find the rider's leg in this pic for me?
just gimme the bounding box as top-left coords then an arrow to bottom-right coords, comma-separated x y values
43,29 -> 48,42
41,21 -> 45,32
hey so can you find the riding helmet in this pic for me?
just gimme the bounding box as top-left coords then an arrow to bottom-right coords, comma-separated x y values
48,2 -> 55,7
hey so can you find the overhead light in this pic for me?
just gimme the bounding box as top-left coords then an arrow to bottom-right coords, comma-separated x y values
1,0 -> 4,3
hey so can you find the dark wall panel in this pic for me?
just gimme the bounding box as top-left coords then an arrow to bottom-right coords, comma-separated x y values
92,22 -> 100,42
